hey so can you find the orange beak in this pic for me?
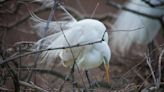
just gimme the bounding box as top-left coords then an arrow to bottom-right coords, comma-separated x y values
104,63 -> 110,83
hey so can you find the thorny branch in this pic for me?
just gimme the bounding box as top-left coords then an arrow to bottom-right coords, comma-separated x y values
0,31 -> 107,91
0,30 -> 106,65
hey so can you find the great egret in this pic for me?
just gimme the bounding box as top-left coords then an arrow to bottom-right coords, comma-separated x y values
31,3 -> 111,82
111,0 -> 164,55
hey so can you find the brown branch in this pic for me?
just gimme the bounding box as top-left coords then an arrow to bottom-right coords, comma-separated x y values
133,69 -> 149,85
0,87 -> 12,91
21,67 -> 83,89
20,67 -> 112,89
89,81 -> 112,89
19,81 -> 49,92
157,48 -> 164,88
0,35 -> 105,65
21,68 -> 68,81
145,54 -> 157,85
4,63 -> 20,92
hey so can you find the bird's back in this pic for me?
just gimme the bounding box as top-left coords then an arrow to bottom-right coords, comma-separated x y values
39,19 -> 109,68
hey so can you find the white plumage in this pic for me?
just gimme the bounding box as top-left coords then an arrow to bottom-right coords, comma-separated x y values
111,0 -> 164,54
31,3 -> 111,81
36,19 -> 110,69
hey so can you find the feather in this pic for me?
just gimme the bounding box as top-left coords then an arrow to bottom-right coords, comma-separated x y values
33,19 -> 108,67
111,0 -> 164,55
30,1 -> 77,37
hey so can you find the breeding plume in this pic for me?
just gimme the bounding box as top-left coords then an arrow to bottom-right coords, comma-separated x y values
31,3 -> 111,82
111,0 -> 164,54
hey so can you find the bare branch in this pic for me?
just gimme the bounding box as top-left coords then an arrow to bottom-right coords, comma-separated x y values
0,33 -> 105,65
0,87 -> 12,91
19,81 -> 49,92
21,68 -> 68,80
157,48 -> 164,88
145,54 -> 157,86
20,67 -> 112,89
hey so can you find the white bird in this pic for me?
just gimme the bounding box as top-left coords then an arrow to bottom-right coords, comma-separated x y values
31,4 -> 111,82
111,0 -> 164,55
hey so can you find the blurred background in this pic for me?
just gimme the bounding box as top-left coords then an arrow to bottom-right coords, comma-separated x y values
0,0 -> 164,91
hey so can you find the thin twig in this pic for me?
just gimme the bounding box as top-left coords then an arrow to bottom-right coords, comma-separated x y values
0,87 -> 12,91
20,67 -> 68,81
133,69 -> 149,85
58,15 -> 87,91
90,2 -> 99,18
5,63 -> 20,92
19,81 -> 49,92
44,0 -> 57,34
157,48 -> 164,88
0,35 -> 105,65
61,5 -> 116,21
75,0 -> 86,14
145,54 -> 157,85
20,67 -> 112,89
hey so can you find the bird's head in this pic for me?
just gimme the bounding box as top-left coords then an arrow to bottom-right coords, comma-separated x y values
76,19 -> 109,42
96,42 -> 111,83
77,19 -> 106,32
101,42 -> 111,83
